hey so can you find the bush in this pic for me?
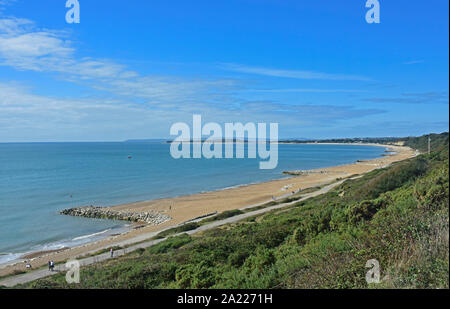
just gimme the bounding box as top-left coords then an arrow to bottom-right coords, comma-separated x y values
156,222 -> 200,238
355,158 -> 428,200
348,198 -> 387,223
243,247 -> 275,274
148,234 -> 192,254
201,209 -> 244,224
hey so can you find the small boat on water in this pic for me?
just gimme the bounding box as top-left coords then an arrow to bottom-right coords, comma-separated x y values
128,155 -> 132,159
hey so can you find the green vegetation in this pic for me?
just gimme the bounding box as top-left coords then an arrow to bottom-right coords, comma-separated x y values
19,133 -> 449,289
281,137 -> 405,144
403,132 -> 449,153
200,210 -> 244,224
281,131 -> 449,153
154,222 -> 200,239
147,234 -> 193,254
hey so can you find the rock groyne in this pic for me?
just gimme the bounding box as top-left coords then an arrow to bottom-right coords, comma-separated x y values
60,206 -> 172,225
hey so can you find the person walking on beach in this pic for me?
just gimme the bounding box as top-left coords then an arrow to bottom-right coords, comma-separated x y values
50,260 -> 55,272
48,261 -> 51,271
110,248 -> 114,258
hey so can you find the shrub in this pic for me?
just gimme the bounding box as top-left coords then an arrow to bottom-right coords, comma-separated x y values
201,209 -> 244,224
348,198 -> 387,223
148,234 -> 192,254
156,222 -> 200,238
355,158 -> 428,200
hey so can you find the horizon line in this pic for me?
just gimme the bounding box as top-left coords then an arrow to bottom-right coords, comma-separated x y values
0,132 -> 447,144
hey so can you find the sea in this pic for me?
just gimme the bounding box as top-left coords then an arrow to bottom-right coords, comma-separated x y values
0,141 -> 387,264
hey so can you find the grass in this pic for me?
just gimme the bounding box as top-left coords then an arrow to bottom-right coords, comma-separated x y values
154,222 -> 200,239
199,209 -> 245,224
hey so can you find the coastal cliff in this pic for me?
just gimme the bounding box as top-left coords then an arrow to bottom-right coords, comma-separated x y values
60,206 -> 172,225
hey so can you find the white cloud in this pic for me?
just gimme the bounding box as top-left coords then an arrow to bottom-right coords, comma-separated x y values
94,76 -> 238,104
1,32 -> 72,57
245,88 -> 365,93
221,63 -> 371,81
0,17 -> 33,34
0,17 -> 137,80
0,0 -> 16,11
0,17 -> 238,105
0,82 -> 163,140
0,81 -> 384,141
364,92 -> 449,104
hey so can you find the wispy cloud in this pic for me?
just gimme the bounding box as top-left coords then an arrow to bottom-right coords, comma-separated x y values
338,120 -> 449,138
245,88 -> 366,94
0,81 -> 175,141
364,92 -> 449,104
0,17 -> 242,106
0,17 -> 138,80
0,81 -> 385,140
238,101 -> 383,121
221,63 -> 371,81
403,60 -> 424,65
0,0 -> 16,11
93,76 -> 239,105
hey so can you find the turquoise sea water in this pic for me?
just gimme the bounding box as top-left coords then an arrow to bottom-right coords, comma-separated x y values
0,142 -> 386,264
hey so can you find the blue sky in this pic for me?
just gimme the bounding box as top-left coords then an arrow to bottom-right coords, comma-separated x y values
0,0 -> 448,141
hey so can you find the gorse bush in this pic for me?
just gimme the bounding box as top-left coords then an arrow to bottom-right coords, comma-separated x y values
348,198 -> 387,223
354,157 -> 428,200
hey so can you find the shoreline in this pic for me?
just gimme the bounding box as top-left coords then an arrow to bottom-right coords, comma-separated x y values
0,143 -> 417,278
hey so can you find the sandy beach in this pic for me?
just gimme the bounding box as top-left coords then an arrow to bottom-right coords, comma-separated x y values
0,143 -> 417,278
